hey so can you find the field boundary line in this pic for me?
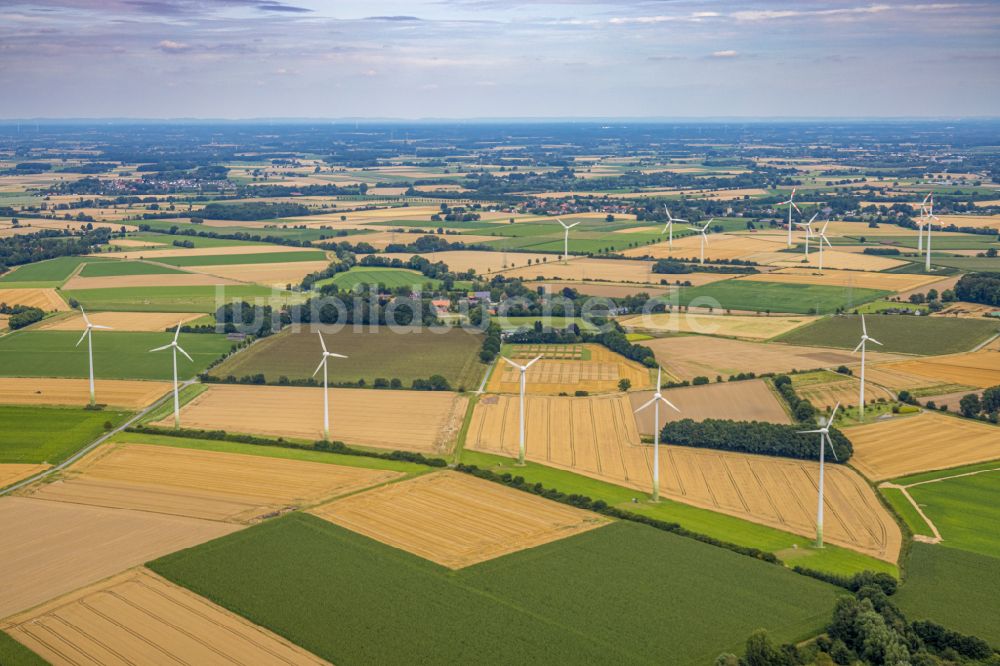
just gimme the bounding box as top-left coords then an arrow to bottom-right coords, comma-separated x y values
879,482 -> 941,543
970,332 -> 1000,353
902,466 -> 1000,489
0,378 -> 199,497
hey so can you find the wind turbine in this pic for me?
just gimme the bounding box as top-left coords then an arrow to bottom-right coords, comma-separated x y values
798,402 -> 841,549
815,219 -> 833,271
796,213 -> 818,258
923,200 -> 941,272
777,188 -> 800,247
852,314 -> 882,421
149,323 -> 192,429
501,354 -> 542,465
662,206 -> 687,248
313,332 -> 347,441
916,192 -> 934,252
633,367 -> 680,502
75,308 -> 112,407
556,218 -> 580,262
688,219 -> 713,265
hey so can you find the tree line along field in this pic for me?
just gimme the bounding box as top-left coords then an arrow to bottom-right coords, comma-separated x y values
148,513 -> 839,666
777,314 -> 1000,355
676,280 -> 889,315
0,330 -> 235,380
0,405 -> 130,465
211,326 -> 485,390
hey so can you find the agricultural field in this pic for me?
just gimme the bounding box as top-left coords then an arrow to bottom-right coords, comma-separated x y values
0,287 -> 68,311
0,256 -> 113,284
870,348 -> 1000,389
62,271 -> 241,290
149,514 -> 839,665
0,464 -> 48,489
188,260 -> 331,287
777,314 -> 999,355
26,442 -> 403,522
0,405 -> 129,465
621,232 -> 785,261
644,335 -> 902,380
62,284 -> 287,312
789,370 -> 894,411
467,394 -> 899,561
629,379 -> 791,433
102,244 -> 323,262
372,250 -> 554,275
845,412 -> 1000,481
676,280 -> 888,315
153,384 -> 468,453
35,310 -> 204,332
502,257 -> 734,285
211,325 -> 484,390
311,471 -> 607,568
0,377 -> 171,409
539,280 -> 673,298
0,496 -> 239,619
2,568 -> 330,666
76,260 -> 185,277
314,266 -> 441,291
487,343 -> 651,394
736,267 -> 942,292
620,312 -> 818,340
0,330 -> 234,380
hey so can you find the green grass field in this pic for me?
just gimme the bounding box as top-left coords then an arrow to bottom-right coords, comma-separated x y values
895,544 -> 1000,646
458,449 -> 896,577
880,487 -> 935,538
855,299 -> 930,314
860,235 -> 1000,251
928,255 -> 1000,271
0,256 -> 113,284
62,285 -> 290,312
677,281 -> 888,315
776,314 -> 999,355
0,632 -> 46,666
0,331 -> 234,380
498,316 -> 600,332
149,514 -> 839,665
314,266 -> 441,291
0,405 -> 130,465
78,260 -> 185,277
154,250 -> 328,267
210,326 -> 485,390
904,466 -> 1000,559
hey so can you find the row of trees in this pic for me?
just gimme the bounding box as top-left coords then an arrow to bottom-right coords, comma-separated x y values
958,385 -> 1000,423
773,375 -> 819,423
661,419 -> 853,462
0,227 -> 112,273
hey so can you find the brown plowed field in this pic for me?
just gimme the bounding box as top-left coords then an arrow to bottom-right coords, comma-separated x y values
645,335 -> 902,380
36,311 -> 202,332
25,443 -> 402,521
620,312 -> 817,340
0,288 -> 68,311
191,260 -> 331,286
737,268 -> 940,293
62,272 -> 240,290
0,497 -> 238,618
311,471 -> 607,569
488,343 -> 652,395
844,412 -> 1000,481
629,379 -> 791,434
0,378 -> 171,409
154,384 -> 468,453
0,464 -> 48,488
2,568 -> 329,666
467,394 -> 900,561
873,350 -> 1000,389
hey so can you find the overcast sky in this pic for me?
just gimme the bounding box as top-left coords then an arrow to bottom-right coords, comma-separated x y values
2,1 -> 998,119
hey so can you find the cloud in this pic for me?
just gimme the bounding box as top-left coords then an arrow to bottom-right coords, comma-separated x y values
711,50 -> 738,58
156,39 -> 190,53
364,15 -> 422,22
253,0 -> 311,12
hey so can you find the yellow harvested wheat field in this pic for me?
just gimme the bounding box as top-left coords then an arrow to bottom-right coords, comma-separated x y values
620,312 -> 817,340
874,349 -> 1000,389
622,234 -> 784,261
2,568 -> 330,666
369,251 -> 554,275
645,335 -> 902,381
25,442 -> 402,522
0,378 -> 171,409
62,272 -> 240,290
0,287 -> 68,311
90,244 -> 319,261
629,379 -> 791,434
0,464 -> 48,488
792,376 -> 894,411
487,343 -> 652,395
155,384 -> 468,453
765,250 -> 905,271
311,471 -> 607,569
502,257 -> 733,286
737,268 -> 940,293
36,311 -> 203,332
467,394 -> 899,561
0,497 -> 239,618
845,412 -> 1000,481
191,260 -> 331,286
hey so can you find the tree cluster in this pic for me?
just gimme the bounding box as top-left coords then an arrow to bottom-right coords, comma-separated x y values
661,419 -> 853,462
954,272 -> 1000,307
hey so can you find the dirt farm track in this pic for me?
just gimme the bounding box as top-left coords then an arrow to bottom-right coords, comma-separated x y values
467,394 -> 900,561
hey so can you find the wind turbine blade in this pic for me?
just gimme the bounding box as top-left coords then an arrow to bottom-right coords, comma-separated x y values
791,188 -> 797,198
327,352 -> 348,359
523,355 -> 544,369
797,429 -> 823,434
824,432 -> 840,462
791,202 -> 801,213
867,337 -> 883,346
312,357 -> 325,377
675,217 -> 688,223
317,331 -> 328,354
822,235 -> 833,248
149,344 -> 172,353
821,220 -> 830,234
501,356 -> 524,371
80,307 -> 91,326
173,322 -> 182,342
656,366 -> 662,388
829,402 -> 841,423
176,345 -> 193,363
852,340 -> 864,353
91,324 -> 113,330
658,396 -> 681,412
809,212 -> 818,224
75,328 -> 89,347
556,218 -> 569,229
861,313 -> 867,336
568,222 -> 580,229
634,396 -> 658,413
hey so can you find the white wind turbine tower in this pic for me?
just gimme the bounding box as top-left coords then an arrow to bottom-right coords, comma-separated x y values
777,188 -> 800,247
633,367 -> 680,502
556,218 -> 580,262
852,314 -> 882,421
923,198 -> 941,272
796,213 -> 818,258
814,219 -> 833,271
501,354 -> 542,465
149,323 -> 193,429
662,206 -> 687,248
75,307 -> 112,407
313,332 -> 347,441
688,219 -> 713,265
798,402 -> 841,548
917,192 -> 933,252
